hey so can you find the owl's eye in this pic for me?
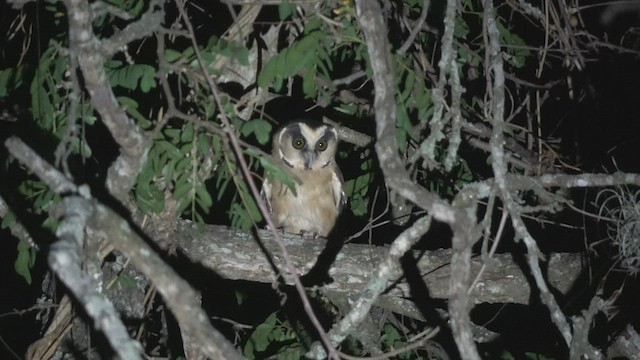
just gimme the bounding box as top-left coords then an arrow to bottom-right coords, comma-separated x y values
292,137 -> 306,149
316,139 -> 328,151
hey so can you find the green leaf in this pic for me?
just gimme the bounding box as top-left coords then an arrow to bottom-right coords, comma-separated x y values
278,0 -> 295,20
382,323 -> 401,347
140,67 -> 156,92
1,209 -> 16,229
117,274 -> 137,288
500,351 -> 516,360
216,176 -> 231,201
118,96 -> 151,128
165,128 -> 181,140
0,68 -> 15,97
235,290 -> 245,305
401,70 -> 415,101
248,312 -> 277,353
14,240 -> 35,284
183,46 -> 195,59
350,195 -> 369,217
273,75 -> 284,92
165,49 -> 182,63
276,48 -> 291,78
454,17 -> 470,39
195,184 -> 213,211
278,349 -> 301,360
258,58 -> 277,88
235,46 -> 250,66
174,180 -> 193,200
241,119 -> 273,145
244,341 -> 256,360
258,154 -> 297,196
136,184 -> 165,214
181,122 -> 195,143
302,65 -> 317,98
107,62 -> 157,92
296,32 -> 320,53
285,48 -> 305,72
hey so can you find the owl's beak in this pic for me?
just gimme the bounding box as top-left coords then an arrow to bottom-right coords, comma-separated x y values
303,151 -> 316,170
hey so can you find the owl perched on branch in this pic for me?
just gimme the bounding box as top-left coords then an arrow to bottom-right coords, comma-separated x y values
261,120 -> 346,237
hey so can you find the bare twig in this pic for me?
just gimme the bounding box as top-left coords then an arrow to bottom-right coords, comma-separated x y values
323,117 -> 373,147
5,137 -> 77,194
398,0 -> 431,55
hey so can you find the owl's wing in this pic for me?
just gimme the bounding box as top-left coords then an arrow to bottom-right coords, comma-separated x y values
259,179 -> 273,214
331,165 -> 347,211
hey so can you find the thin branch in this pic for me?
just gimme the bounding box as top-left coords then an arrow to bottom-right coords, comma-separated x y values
0,194 -> 38,250
6,138 -> 142,359
421,0 -> 458,162
308,216 -> 434,358
172,1 -> 340,358
5,137 -> 78,195
323,117 -> 373,147
100,1 -> 164,58
483,0 -> 573,348
398,0 -> 431,55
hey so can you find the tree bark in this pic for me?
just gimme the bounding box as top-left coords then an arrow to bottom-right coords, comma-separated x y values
175,221 -> 583,319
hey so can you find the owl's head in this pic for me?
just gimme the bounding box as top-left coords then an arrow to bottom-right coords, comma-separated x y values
274,120 -> 338,170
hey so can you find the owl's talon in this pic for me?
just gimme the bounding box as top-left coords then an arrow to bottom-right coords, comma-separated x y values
299,230 -> 318,239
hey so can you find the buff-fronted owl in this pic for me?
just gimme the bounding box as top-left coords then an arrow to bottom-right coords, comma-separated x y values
260,120 -> 346,237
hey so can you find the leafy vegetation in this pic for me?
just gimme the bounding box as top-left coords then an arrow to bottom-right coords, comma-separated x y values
1,0 -> 640,359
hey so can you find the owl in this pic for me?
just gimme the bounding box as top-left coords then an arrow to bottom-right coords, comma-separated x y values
261,120 -> 346,237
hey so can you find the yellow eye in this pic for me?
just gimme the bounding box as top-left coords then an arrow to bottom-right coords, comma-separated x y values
316,139 -> 328,151
292,137 -> 306,149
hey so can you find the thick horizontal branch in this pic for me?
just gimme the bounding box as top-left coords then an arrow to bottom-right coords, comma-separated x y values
175,222 -> 582,316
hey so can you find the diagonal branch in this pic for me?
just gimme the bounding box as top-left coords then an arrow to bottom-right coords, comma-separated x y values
50,198 -> 144,360
354,1 -> 481,358
62,0 -> 160,202
307,216 -> 433,358
6,137 -> 243,360
354,0 -> 455,224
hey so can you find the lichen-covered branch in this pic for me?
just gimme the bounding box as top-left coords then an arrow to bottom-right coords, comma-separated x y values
422,0 -> 459,162
6,137 -> 142,359
5,137 -> 78,195
50,198 -> 144,360
5,137 -> 243,360
307,216 -> 433,358
0,194 -> 38,250
354,0 -> 455,225
62,0 -> 159,202
174,222 -> 583,309
483,0 -> 573,348
448,190 -> 482,360
85,198 -> 243,360
100,1 -> 164,58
